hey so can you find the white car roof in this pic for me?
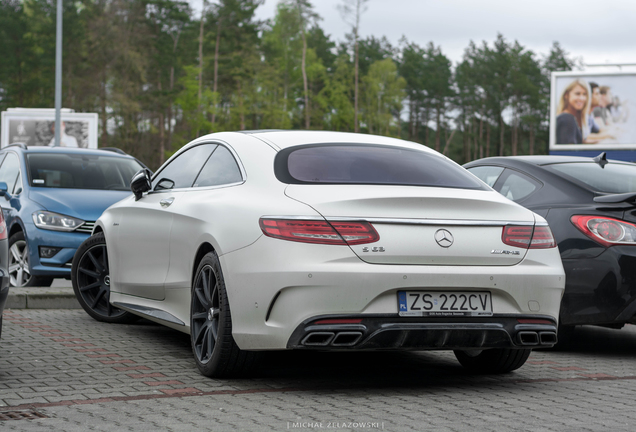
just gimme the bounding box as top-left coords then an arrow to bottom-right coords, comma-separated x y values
195,130 -> 438,154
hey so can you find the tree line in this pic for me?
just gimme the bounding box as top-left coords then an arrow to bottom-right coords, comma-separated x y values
0,0 -> 577,170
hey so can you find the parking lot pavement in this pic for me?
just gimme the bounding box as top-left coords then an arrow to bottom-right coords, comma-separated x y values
5,287 -> 80,310
1,309 -> 635,432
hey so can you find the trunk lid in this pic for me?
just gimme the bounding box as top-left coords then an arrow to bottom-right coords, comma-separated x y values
285,185 -> 537,266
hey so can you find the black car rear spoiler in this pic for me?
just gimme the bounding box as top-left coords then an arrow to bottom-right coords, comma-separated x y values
594,192 -> 636,204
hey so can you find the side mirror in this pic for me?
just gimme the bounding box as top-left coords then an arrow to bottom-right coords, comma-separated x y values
0,182 -> 10,200
131,169 -> 152,201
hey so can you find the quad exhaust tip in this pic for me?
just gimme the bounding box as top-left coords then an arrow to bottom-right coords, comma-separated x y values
301,332 -> 335,346
517,331 -> 558,346
301,331 -> 363,347
539,331 -> 557,345
302,330 -> 557,348
331,332 -> 363,346
518,331 -> 539,345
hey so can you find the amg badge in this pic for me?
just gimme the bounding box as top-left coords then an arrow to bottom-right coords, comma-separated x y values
491,249 -> 520,255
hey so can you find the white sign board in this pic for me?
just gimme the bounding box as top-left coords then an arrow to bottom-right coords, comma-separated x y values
1,109 -> 98,149
550,71 -> 635,151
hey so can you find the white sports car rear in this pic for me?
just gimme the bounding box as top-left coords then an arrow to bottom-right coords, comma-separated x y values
72,131 -> 565,377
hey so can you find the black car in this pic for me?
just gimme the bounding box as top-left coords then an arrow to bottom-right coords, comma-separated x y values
464,154 -> 636,335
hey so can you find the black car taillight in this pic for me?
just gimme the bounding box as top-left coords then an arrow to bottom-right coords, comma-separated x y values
571,215 -> 636,247
259,218 -> 379,245
502,225 -> 556,249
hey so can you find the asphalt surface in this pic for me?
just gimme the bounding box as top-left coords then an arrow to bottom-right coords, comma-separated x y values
1,283 -> 636,431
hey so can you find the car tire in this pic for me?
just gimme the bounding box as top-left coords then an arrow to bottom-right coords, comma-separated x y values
71,233 -> 138,324
190,251 -> 257,378
8,232 -> 53,287
454,348 -> 531,373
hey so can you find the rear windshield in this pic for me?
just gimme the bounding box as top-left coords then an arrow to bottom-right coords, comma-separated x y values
546,162 -> 636,194
27,153 -> 143,190
275,144 -> 487,190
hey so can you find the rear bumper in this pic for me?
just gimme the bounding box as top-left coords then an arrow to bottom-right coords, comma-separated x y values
287,314 -> 558,350
222,235 -> 565,350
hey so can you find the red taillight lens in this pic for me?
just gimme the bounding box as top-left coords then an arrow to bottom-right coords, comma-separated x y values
529,226 -> 557,249
329,221 -> 380,245
502,225 -> 556,249
502,226 -> 533,248
571,215 -> 636,247
0,211 -> 6,240
259,218 -> 379,245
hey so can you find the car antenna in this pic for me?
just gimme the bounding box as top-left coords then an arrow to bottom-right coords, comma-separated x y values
593,152 -> 608,169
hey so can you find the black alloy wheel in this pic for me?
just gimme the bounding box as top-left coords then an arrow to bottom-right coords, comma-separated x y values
71,233 -> 137,323
191,262 -> 221,365
190,251 -> 257,378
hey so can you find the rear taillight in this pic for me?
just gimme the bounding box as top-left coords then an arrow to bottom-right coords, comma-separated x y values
571,215 -> 636,247
502,225 -> 556,249
0,211 -> 6,240
259,218 -> 379,245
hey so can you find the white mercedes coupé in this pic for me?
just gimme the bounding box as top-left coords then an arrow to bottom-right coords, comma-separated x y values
71,131 -> 565,377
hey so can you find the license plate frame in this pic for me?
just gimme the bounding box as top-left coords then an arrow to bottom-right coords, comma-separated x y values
397,291 -> 493,317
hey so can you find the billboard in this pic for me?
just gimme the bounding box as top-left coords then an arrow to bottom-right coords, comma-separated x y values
1,109 -> 99,149
550,71 -> 635,151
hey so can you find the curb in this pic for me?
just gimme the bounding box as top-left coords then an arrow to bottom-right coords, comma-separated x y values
6,287 -> 80,309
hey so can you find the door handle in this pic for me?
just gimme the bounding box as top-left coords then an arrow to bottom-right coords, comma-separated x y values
160,197 -> 175,208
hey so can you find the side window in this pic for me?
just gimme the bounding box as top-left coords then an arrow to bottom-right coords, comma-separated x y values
495,170 -> 540,202
193,146 -> 242,188
467,166 -> 504,187
0,152 -> 21,194
152,144 -> 217,190
13,171 -> 23,195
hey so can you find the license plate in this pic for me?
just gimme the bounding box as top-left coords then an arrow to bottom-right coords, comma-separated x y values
398,291 -> 492,317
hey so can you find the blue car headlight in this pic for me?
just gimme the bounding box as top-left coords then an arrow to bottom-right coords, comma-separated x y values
32,211 -> 85,232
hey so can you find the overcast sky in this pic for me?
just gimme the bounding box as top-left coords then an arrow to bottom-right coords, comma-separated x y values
195,0 -> 636,70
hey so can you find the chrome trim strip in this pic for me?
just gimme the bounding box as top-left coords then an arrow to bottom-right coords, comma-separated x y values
261,215 -> 324,221
147,180 -> 245,195
112,302 -> 185,326
345,218 -> 535,226
262,216 -> 534,226
76,221 -> 96,233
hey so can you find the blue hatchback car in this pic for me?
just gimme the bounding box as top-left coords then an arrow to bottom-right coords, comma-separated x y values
0,144 -> 145,286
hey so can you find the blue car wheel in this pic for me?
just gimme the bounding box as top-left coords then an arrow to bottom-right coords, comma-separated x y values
8,232 -> 53,287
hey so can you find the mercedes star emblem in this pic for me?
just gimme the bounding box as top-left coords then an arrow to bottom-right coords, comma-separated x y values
434,229 -> 454,248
